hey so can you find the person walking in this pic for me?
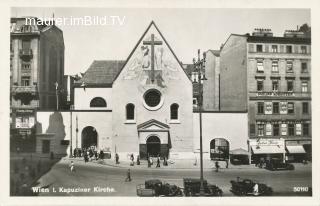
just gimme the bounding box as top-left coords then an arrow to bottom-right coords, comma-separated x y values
115,153 -> 119,164
136,155 -> 140,165
156,155 -> 161,168
69,161 -> 75,172
125,169 -> 132,182
225,159 -> 229,169
215,161 -> 220,172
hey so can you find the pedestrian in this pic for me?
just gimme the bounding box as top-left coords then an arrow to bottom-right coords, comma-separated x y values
69,161 -> 75,172
125,169 -> 132,182
115,153 -> 119,164
149,156 -> 153,166
253,183 -> 259,196
225,159 -> 229,169
94,151 -> 98,160
147,156 -> 151,168
156,155 -> 160,168
163,157 -> 168,166
136,155 -> 140,165
215,161 -> 219,172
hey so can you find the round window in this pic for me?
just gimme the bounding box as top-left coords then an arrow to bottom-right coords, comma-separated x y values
144,89 -> 161,107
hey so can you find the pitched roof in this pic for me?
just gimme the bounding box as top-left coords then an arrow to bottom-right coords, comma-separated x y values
208,49 -> 220,57
75,60 -> 125,87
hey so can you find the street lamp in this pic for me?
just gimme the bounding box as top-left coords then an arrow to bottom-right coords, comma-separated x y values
193,49 -> 207,196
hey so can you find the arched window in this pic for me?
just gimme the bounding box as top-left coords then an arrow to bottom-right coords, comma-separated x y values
90,97 -> 107,107
126,103 -> 135,120
170,103 -> 179,120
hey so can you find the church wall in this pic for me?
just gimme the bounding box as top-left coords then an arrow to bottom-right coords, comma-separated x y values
111,25 -> 194,159
193,112 -> 248,159
36,111 -> 113,156
74,87 -> 112,110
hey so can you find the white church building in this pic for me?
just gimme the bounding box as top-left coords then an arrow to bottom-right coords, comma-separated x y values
35,22 -> 249,161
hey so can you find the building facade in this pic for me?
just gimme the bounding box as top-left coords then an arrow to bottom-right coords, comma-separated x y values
220,28 -> 311,163
10,17 -> 64,151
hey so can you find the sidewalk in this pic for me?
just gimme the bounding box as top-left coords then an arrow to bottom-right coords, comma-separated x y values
64,157 -> 258,171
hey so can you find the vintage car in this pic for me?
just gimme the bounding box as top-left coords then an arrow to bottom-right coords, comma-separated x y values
230,177 -> 273,196
265,160 -> 295,171
183,178 -> 223,196
136,179 -> 183,197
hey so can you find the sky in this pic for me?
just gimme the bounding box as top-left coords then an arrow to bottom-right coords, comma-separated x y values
11,8 -> 310,75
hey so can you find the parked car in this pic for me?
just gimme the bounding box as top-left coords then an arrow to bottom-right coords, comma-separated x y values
265,159 -> 295,171
136,179 -> 183,197
230,177 -> 273,196
183,178 -> 223,196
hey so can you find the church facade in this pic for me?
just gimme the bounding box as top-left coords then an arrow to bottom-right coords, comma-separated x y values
35,22 -> 249,160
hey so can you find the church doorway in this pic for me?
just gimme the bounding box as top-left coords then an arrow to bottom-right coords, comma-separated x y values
146,135 -> 161,157
210,138 -> 230,160
81,126 -> 98,149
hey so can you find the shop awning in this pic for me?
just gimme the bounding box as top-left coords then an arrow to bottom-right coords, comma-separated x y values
286,145 -> 306,154
251,146 -> 285,154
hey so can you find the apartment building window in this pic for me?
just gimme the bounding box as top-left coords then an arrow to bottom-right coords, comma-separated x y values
258,124 -> 264,136
273,124 -> 280,136
286,45 -> 292,53
191,72 -> 198,82
281,124 -> 287,135
257,80 -> 264,92
286,60 -> 293,73
271,45 -> 278,53
22,40 -> 31,51
272,61 -> 279,73
301,62 -> 308,73
256,44 -> 263,52
287,80 -> 294,92
266,123 -> 272,136
272,81 -> 279,92
287,102 -> 295,114
257,102 -> 264,114
288,124 -> 295,136
265,102 -> 272,114
301,45 -> 307,54
21,76 -> 30,86
296,124 -> 302,135
303,123 -> 309,136
22,62 -> 31,70
302,102 -> 309,114
273,102 -> 279,114
256,61 -> 264,72
301,82 -> 308,93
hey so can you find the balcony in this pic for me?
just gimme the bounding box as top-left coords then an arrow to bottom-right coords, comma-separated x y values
11,85 -> 37,95
19,49 -> 33,58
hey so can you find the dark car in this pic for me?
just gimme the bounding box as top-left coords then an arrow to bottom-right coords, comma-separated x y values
183,178 -> 223,196
265,159 -> 295,171
137,179 -> 183,197
230,177 -> 273,196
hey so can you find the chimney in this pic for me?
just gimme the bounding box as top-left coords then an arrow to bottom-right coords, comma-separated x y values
252,28 -> 273,37
283,29 -> 304,38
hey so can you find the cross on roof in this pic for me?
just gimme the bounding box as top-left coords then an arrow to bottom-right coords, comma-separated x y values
143,34 -> 163,83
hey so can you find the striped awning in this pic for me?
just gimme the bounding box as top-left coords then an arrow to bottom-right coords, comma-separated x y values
286,146 -> 306,154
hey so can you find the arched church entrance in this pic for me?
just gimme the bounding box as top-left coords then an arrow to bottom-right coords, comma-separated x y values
210,138 -> 230,160
81,126 -> 98,149
146,136 -> 161,157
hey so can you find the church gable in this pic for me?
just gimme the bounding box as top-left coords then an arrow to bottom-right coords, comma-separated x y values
137,119 -> 169,131
113,21 -> 191,89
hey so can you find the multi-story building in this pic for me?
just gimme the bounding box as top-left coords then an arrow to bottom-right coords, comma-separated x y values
219,28 -> 311,163
10,17 -> 65,151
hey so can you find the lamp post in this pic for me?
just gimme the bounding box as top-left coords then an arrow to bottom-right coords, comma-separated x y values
193,49 -> 207,196
76,115 -> 79,149
55,82 -> 59,111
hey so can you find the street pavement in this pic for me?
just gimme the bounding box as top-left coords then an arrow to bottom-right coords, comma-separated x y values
32,158 -> 312,197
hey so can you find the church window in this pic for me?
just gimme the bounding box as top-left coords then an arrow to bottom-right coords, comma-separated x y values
90,97 -> 107,107
144,89 -> 161,107
170,104 -> 179,120
126,103 -> 135,120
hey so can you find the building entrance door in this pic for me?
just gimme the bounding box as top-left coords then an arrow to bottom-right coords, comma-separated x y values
146,136 -> 161,157
81,126 -> 98,149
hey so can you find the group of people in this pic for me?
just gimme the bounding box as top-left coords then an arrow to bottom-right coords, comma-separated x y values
73,146 -> 105,163
147,154 -> 168,168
